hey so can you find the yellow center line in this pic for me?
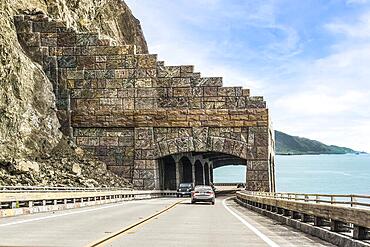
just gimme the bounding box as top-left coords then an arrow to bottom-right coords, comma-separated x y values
86,199 -> 185,247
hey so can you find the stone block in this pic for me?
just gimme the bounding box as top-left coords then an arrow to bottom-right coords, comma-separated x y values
135,98 -> 156,109
118,136 -> 134,146
76,33 -> 99,46
118,88 -> 135,97
41,33 -> 57,47
157,66 -> 181,78
57,32 -> 76,46
33,21 -> 57,33
18,33 -> 40,47
136,88 -> 158,98
100,137 -> 119,146
172,78 -> 191,87
218,87 -> 236,96
14,19 -> 32,33
57,56 -> 76,68
136,78 -> 152,87
180,65 -> 194,77
143,178 -> 155,189
247,161 -> 269,171
137,54 -> 157,68
173,87 -> 192,97
203,87 -> 218,96
195,77 -> 222,87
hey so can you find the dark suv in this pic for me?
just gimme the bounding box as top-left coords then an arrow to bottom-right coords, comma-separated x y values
176,183 -> 194,197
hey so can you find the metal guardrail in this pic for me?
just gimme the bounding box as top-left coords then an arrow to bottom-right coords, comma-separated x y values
244,191 -> 370,209
0,187 -> 178,218
0,186 -> 131,193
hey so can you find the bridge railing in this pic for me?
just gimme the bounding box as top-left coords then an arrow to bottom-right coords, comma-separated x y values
244,191 -> 370,208
236,191 -> 370,244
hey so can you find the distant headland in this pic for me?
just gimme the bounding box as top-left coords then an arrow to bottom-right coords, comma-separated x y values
275,130 -> 367,155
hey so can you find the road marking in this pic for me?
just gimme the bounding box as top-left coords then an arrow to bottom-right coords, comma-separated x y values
0,199 -> 175,227
222,197 -> 280,247
0,203 -> 126,227
87,199 -> 184,247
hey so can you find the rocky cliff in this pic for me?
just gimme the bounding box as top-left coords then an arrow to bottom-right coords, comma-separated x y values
0,0 -> 147,187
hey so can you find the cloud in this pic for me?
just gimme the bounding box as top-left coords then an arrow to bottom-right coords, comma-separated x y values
346,0 -> 370,4
274,88 -> 369,116
325,11 -> 370,38
126,0 -> 370,151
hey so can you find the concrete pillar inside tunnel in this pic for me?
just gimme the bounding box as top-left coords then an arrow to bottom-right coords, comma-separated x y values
202,163 -> 205,185
206,163 -> 211,185
180,157 -> 192,183
194,160 -> 203,185
210,164 -> 214,183
175,160 -> 180,189
192,162 -> 195,185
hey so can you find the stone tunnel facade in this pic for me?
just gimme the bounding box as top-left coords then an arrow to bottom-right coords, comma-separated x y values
14,14 -> 275,191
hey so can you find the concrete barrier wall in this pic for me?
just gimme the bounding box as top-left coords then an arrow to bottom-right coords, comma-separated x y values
236,191 -> 370,247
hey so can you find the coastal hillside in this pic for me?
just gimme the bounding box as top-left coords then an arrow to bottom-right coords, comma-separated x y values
275,131 -> 360,155
0,0 -> 146,187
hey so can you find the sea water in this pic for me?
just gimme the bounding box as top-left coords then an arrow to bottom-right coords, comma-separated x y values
213,154 -> 370,194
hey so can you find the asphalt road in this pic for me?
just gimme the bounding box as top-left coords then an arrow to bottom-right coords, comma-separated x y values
0,197 -> 334,247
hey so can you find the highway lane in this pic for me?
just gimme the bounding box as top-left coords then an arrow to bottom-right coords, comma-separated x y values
0,197 -> 334,247
105,197 -> 334,247
0,198 -> 180,247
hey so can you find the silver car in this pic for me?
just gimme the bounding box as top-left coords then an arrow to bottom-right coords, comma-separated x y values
191,185 -> 215,205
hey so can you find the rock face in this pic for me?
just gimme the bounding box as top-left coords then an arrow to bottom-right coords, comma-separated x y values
0,138 -> 130,187
0,0 -> 147,187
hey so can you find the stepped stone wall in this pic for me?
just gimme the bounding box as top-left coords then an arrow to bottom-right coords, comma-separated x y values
14,12 -> 275,191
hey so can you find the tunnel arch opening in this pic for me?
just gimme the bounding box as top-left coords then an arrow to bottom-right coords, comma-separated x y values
157,151 -> 247,190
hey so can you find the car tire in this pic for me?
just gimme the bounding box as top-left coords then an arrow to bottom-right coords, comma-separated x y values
212,201 -> 215,205
176,194 -> 179,198
191,200 -> 195,204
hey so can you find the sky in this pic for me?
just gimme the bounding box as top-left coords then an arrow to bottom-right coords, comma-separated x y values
126,0 -> 370,152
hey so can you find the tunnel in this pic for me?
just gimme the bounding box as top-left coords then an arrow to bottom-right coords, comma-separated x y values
158,152 -> 246,190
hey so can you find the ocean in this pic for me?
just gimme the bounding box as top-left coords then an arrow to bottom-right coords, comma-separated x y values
213,154 -> 370,195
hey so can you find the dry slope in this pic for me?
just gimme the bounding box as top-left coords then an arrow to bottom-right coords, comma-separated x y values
0,0 -> 147,187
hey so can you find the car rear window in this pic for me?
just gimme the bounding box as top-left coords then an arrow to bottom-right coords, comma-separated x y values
180,184 -> 192,188
195,186 -> 212,192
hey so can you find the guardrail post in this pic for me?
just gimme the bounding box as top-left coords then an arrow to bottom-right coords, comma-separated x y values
314,216 -> 324,226
353,225 -> 367,240
277,207 -> 283,214
304,195 -> 309,202
291,211 -> 300,219
350,196 -> 356,207
301,213 -> 310,223
283,209 -> 290,216
330,220 -> 349,232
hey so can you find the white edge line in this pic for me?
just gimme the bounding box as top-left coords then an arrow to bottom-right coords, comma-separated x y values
0,203 -> 125,227
222,197 -> 281,247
